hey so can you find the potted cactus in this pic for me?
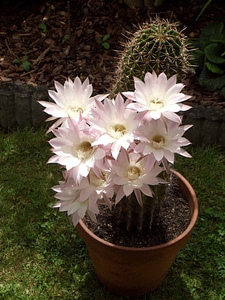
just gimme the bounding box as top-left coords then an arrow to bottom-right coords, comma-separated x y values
39,18 -> 198,297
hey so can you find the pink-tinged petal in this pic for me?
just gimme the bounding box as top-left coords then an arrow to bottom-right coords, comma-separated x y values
178,103 -> 192,111
54,80 -> 65,95
177,148 -> 192,158
88,198 -> 100,220
88,196 -> 99,213
167,74 -> 177,87
103,194 -> 112,209
122,91 -> 136,101
39,101 -> 67,118
53,201 -> 61,208
166,83 -> 184,97
94,148 -> 106,159
153,149 -> 164,162
92,134 -> 115,146
184,124 -> 193,131
148,110 -> 161,120
164,150 -> 175,164
139,184 -> 153,197
134,189 -> 143,205
48,90 -> 66,108
111,142 -> 122,160
112,176 -> 128,185
71,213 -> 81,227
79,163 -> 90,177
47,155 -> 59,164
115,186 -> 126,204
80,188 -> 93,201
161,111 -> 181,123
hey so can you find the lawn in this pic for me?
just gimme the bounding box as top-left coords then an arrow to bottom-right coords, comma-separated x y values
0,127 -> 224,300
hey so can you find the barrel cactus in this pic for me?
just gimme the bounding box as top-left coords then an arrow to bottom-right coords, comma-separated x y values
113,18 -> 194,93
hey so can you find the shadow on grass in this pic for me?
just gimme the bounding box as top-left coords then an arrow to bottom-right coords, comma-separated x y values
74,259 -> 195,300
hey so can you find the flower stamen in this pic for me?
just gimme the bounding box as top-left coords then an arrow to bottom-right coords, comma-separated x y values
149,98 -> 164,111
75,141 -> 93,160
89,171 -> 106,187
127,166 -> 141,181
67,105 -> 84,118
109,124 -> 126,139
152,135 -> 165,149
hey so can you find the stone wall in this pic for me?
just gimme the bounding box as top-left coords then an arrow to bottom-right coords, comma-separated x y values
1,82 -> 225,147
0,82 -> 49,128
183,105 -> 225,147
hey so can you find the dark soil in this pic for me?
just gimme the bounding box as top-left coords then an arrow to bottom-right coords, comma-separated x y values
84,176 -> 191,247
1,0 -> 225,107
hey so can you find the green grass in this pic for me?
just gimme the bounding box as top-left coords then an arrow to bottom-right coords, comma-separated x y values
0,127 -> 224,300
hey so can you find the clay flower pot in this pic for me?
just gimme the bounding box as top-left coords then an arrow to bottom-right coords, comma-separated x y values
76,170 -> 198,297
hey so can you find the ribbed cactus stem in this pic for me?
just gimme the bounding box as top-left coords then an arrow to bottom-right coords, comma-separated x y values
113,193 -> 155,232
113,184 -> 167,232
112,18 -> 194,93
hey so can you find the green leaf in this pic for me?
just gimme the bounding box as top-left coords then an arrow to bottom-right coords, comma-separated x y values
205,43 -> 225,64
39,22 -> 47,33
12,59 -> 20,64
22,60 -> 31,72
102,34 -> 110,42
199,22 -> 224,49
205,62 -> 224,74
102,42 -> 110,50
199,66 -> 225,91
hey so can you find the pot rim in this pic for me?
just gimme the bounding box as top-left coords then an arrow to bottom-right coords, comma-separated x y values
78,170 -> 198,251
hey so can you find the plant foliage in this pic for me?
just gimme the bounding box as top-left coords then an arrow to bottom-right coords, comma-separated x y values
193,22 -> 225,96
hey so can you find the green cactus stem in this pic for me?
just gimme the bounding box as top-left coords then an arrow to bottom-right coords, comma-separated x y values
113,18 -> 194,93
113,175 -> 169,232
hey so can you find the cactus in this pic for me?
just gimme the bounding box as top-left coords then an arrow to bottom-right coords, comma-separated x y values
113,18 -> 194,93
113,174 -> 169,232
113,192 -> 157,232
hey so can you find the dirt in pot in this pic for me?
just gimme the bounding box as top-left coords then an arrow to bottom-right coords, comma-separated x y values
83,175 -> 191,247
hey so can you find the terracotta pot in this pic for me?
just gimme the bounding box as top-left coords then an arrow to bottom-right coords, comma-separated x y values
76,170 -> 198,296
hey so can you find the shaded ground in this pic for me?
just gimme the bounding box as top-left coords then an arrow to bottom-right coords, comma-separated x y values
0,0 -> 225,106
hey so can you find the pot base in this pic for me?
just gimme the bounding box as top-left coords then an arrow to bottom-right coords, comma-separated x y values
76,170 -> 198,296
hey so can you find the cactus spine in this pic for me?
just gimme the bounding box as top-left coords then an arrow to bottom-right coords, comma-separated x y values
113,18 -> 194,93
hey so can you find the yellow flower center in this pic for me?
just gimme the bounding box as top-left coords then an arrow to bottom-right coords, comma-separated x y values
149,98 -> 164,111
109,124 -> 126,139
127,166 -> 141,181
67,105 -> 84,118
89,171 -> 106,187
152,135 -> 165,149
75,141 -> 93,160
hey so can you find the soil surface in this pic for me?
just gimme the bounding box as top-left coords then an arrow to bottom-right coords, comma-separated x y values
84,175 -> 191,247
1,0 -> 225,108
